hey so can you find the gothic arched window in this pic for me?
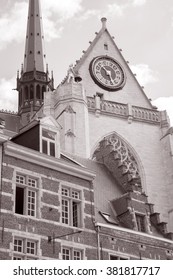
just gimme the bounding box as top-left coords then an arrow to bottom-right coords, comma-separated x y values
36,84 -> 40,99
24,86 -> 29,100
42,86 -> 46,100
30,84 -> 34,100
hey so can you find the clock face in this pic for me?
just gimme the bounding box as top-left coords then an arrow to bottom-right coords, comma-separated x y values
89,56 -> 125,91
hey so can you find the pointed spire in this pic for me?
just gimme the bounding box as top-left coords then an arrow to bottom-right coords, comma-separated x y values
24,0 -> 46,73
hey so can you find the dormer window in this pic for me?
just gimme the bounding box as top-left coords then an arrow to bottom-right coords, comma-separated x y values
41,128 -> 56,157
136,214 -> 146,232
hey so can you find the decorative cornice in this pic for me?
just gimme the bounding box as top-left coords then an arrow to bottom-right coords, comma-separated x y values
4,141 -> 96,181
96,222 -> 173,245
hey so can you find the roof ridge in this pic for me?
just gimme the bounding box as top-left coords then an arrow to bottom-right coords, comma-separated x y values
0,109 -> 18,115
57,18 -> 109,87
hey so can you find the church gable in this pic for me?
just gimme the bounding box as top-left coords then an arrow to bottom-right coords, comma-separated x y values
39,115 -> 61,130
74,18 -> 152,109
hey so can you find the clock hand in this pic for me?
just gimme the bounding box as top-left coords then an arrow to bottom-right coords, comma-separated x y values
102,66 -> 114,83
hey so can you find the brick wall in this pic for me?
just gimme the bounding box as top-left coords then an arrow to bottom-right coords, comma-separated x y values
0,154 -> 97,260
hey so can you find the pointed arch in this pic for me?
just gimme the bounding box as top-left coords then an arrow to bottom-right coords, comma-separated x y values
24,86 -> 29,100
91,131 -> 146,193
30,84 -> 34,100
36,84 -> 40,99
42,85 -> 46,100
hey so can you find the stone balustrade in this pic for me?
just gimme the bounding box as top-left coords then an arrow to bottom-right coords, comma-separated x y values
87,96 -> 160,124
132,106 -> 160,123
101,100 -> 127,116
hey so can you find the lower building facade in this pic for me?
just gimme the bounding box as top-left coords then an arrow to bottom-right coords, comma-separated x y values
0,140 -> 173,260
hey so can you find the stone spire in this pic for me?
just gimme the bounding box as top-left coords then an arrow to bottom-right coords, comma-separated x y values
17,0 -> 54,126
24,0 -> 46,73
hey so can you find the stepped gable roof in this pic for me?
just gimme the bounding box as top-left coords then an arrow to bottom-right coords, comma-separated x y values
62,151 -> 171,238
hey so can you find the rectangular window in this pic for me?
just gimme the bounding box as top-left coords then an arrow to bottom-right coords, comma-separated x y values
42,128 -> 56,157
28,178 -> 37,187
62,188 -> 69,197
72,201 -> 78,227
62,199 -> 69,224
62,248 -> 70,260
73,250 -> 81,260
16,175 -> 25,185
50,142 -> 55,157
26,241 -> 36,255
42,140 -> 47,154
15,174 -> 38,217
136,214 -> 146,232
104,43 -> 108,50
15,187 -> 24,215
13,238 -> 37,260
14,239 -> 23,253
62,247 -> 82,260
61,187 -> 81,227
110,255 -> 128,260
27,190 -> 36,216
13,256 -> 23,260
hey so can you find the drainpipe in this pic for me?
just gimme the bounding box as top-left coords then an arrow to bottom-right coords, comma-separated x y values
96,225 -> 101,260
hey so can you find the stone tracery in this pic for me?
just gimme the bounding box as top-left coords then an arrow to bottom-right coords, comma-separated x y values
107,134 -> 139,179
93,133 -> 141,191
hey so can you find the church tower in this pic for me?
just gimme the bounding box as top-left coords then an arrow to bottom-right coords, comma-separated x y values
17,0 -> 54,126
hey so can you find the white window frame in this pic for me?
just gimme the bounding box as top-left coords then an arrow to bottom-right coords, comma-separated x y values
15,174 -> 38,217
135,213 -> 146,232
61,186 -> 81,228
40,126 -> 57,157
62,247 -> 83,260
13,237 -> 38,260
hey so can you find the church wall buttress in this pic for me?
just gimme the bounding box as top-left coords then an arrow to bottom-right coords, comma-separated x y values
55,82 -> 90,157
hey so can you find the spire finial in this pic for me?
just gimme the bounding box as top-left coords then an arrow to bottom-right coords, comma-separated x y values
101,17 -> 107,29
21,64 -> 24,75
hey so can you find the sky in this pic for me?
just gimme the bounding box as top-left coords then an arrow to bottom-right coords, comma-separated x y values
0,0 -> 173,124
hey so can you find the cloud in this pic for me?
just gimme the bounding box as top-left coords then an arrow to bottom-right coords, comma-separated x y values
77,9 -> 100,21
152,97 -> 173,125
0,0 -> 83,49
79,0 -> 147,22
43,20 -> 64,42
0,2 -> 27,50
104,3 -> 125,18
131,0 -> 147,6
41,0 -> 83,40
130,64 -> 158,86
42,0 -> 83,21
0,77 -> 18,112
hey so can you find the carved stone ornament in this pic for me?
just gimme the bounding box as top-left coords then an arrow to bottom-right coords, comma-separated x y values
93,133 -> 140,186
107,134 -> 139,178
